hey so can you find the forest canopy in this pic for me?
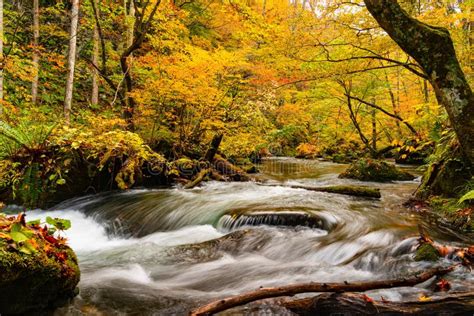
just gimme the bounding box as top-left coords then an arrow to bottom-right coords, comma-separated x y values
0,0 -> 472,206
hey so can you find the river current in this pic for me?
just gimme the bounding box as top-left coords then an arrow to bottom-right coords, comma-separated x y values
23,158 -> 473,315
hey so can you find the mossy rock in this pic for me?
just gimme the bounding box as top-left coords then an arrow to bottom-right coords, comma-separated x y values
245,165 -> 259,174
165,229 -> 272,263
331,153 -> 354,164
218,207 -> 335,231
170,158 -> 200,179
339,159 -> 415,182
0,214 -> 80,315
316,185 -> 381,198
414,243 -> 441,262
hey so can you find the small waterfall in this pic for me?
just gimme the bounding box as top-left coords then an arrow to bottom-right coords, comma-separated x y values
217,211 -> 333,231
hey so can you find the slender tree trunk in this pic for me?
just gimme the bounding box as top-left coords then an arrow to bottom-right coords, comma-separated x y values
371,107 -> 377,151
91,0 -> 99,105
423,79 -> 429,102
120,0 -> 161,130
127,0 -> 135,48
384,70 -> 402,137
64,0 -> 80,125
363,0 -> 474,163
31,0 -> 40,105
121,0 -> 136,130
0,0 -> 4,114
342,82 -> 374,155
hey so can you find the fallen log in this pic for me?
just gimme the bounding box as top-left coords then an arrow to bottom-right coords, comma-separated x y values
189,266 -> 454,316
280,291 -> 474,315
209,169 -> 227,182
213,155 -> 250,181
184,169 -> 210,189
259,183 -> 381,199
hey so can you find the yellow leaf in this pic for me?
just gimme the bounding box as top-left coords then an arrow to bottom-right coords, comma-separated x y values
419,294 -> 431,302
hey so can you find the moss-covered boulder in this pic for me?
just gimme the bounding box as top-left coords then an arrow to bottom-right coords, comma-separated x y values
0,214 -> 80,315
169,157 -> 200,179
339,159 -> 415,182
414,243 -> 441,262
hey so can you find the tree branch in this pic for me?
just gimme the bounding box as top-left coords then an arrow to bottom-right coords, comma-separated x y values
346,94 -> 418,135
190,266 -> 455,316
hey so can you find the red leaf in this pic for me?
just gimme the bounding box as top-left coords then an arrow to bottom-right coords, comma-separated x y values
361,294 -> 374,303
54,251 -> 68,262
435,279 -> 451,292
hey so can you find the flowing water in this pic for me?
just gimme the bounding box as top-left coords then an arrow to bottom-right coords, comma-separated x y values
23,158 -> 473,315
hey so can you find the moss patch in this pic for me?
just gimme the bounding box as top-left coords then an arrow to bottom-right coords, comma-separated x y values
316,185 -> 381,198
0,214 -> 80,314
414,243 -> 441,261
339,159 -> 415,182
429,197 -> 473,232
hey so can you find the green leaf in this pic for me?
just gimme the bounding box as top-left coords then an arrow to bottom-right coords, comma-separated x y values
458,190 -> 474,204
10,222 -> 22,232
10,231 -> 29,243
56,178 -> 66,185
46,216 -> 71,231
27,219 -> 41,226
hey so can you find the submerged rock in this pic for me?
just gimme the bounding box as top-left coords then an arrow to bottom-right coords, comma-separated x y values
339,158 -> 415,182
217,208 -> 334,231
0,214 -> 80,315
166,229 -> 272,262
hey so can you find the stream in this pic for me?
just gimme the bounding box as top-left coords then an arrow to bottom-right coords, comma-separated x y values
24,158 -> 473,315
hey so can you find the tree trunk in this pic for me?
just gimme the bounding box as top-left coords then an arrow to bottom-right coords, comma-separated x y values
341,82 -> 375,155
121,0 -> 136,130
371,106 -> 377,151
64,0 -> 80,125
384,70 -> 402,137
0,0 -> 4,114
204,133 -> 223,162
120,0 -> 161,131
31,0 -> 40,105
126,0 -> 135,48
363,0 -> 474,164
91,0 -> 99,106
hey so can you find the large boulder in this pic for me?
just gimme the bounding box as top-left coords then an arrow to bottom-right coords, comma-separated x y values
0,213 -> 80,315
339,158 -> 415,182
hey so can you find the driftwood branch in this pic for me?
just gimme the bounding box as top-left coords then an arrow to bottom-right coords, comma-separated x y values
189,266 -> 454,316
